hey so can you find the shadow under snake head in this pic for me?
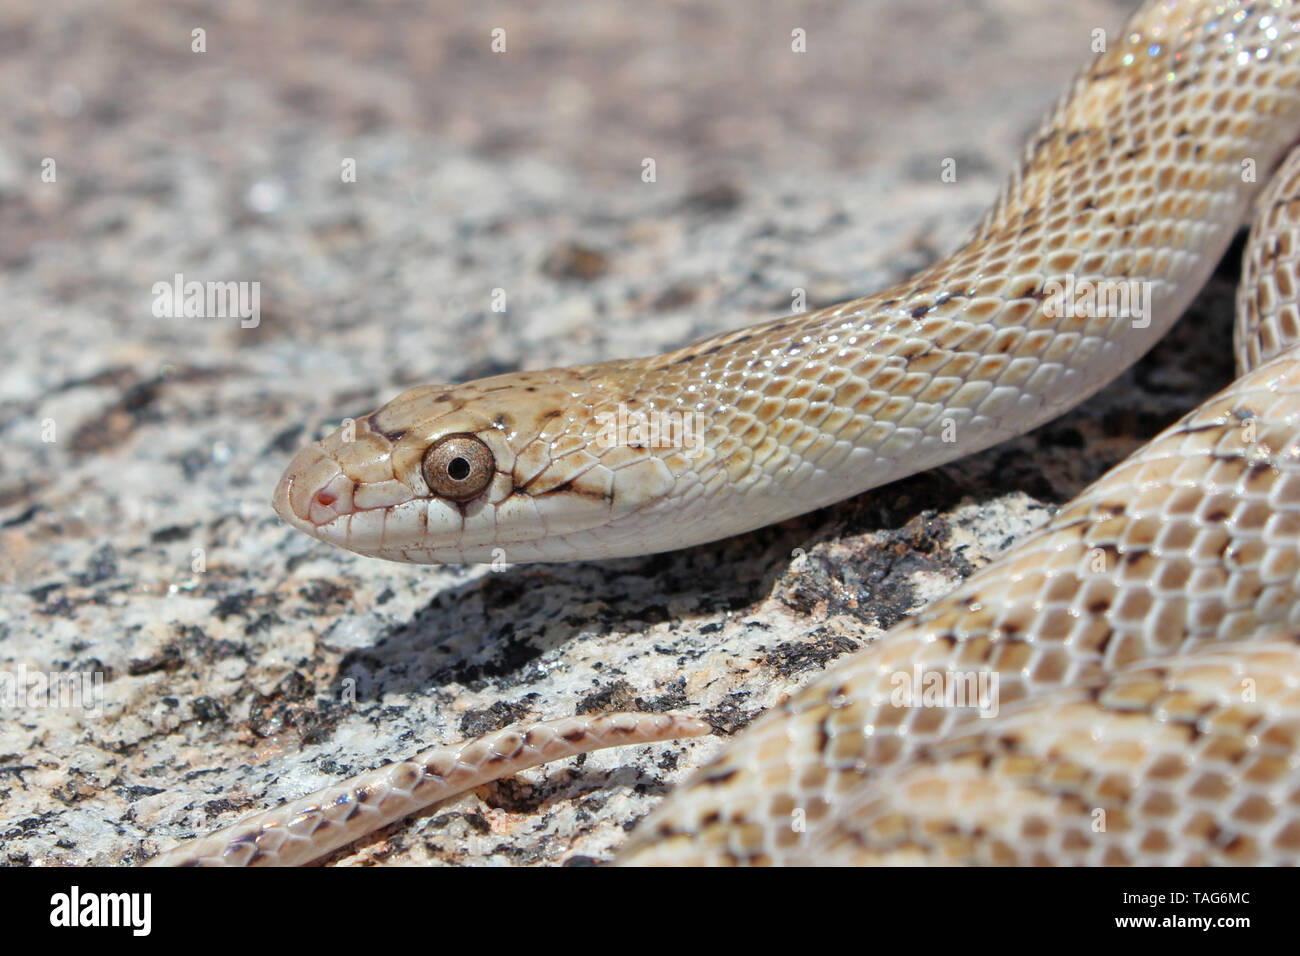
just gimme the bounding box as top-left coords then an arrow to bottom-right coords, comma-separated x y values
271,364 -> 720,564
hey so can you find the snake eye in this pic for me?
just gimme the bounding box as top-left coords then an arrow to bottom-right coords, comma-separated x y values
422,434 -> 495,502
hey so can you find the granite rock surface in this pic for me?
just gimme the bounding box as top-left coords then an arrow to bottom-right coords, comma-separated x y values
0,0 -> 1233,866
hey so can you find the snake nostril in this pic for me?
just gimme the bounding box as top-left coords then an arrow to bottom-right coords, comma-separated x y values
315,489 -> 338,508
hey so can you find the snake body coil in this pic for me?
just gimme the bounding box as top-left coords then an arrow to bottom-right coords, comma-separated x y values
154,0 -> 1300,865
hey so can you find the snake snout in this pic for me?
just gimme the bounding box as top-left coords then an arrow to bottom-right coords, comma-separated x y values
272,442 -> 351,533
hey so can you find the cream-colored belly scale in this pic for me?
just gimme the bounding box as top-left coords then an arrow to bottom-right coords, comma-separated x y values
150,0 -> 1300,865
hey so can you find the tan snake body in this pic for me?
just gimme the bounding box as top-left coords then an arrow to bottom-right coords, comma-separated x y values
151,0 -> 1300,865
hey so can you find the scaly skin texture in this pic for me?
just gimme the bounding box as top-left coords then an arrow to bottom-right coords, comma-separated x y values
624,139 -> 1300,865
151,0 -> 1300,865
274,0 -> 1300,565
147,714 -> 709,867
787,633 -> 1300,866
622,341 -> 1300,863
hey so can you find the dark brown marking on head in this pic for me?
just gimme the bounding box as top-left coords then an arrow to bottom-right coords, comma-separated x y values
542,478 -> 615,503
367,412 -> 408,443
562,729 -> 587,743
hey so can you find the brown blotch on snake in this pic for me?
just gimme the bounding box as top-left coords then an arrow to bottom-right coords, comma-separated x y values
156,0 -> 1300,868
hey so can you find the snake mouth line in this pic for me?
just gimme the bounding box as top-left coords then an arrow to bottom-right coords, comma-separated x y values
158,0 -> 1300,867
273,444 -> 445,555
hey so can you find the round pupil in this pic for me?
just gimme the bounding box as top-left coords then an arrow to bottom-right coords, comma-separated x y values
446,456 -> 471,481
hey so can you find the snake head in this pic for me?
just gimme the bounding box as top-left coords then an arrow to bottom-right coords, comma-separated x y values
272,366 -> 702,563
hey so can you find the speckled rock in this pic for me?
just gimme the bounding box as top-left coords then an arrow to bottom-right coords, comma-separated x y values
0,0 -> 1234,866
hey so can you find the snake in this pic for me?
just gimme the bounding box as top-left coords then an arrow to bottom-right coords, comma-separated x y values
149,0 -> 1300,865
